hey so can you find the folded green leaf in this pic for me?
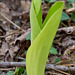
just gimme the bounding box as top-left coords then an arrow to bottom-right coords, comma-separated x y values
42,2 -> 64,28
30,4 -> 41,42
26,1 -> 64,75
33,0 -> 41,14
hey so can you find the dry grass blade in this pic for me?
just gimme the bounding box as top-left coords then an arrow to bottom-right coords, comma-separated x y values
56,60 -> 71,65
50,67 -> 70,75
1,13 -> 26,32
0,68 -> 15,71
58,64 -> 75,67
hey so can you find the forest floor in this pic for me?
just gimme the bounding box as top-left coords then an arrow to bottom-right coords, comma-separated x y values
0,0 -> 75,75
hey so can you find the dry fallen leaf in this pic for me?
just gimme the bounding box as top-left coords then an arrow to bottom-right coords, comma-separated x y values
9,46 -> 19,58
0,42 -> 9,56
14,28 -> 31,44
0,2 -> 12,31
66,3 -> 75,13
61,36 -> 75,48
21,1 -> 31,12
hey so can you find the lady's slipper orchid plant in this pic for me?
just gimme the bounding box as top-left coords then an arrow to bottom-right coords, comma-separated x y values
26,0 -> 64,75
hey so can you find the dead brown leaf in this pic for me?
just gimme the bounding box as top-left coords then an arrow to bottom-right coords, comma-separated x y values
0,2 -> 12,31
0,42 -> 9,56
14,28 -> 31,44
21,1 -> 31,12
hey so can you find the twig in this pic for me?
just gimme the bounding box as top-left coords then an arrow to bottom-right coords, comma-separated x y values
0,68 -> 15,71
66,8 -> 75,13
45,71 -> 58,75
0,62 -> 25,67
0,62 -> 75,72
50,67 -> 70,75
1,13 -> 26,32
56,60 -> 71,65
61,22 -> 67,27
59,64 -> 75,67
15,57 -> 25,60
46,64 -> 75,72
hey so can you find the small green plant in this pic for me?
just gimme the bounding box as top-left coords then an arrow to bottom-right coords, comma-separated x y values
50,46 -> 58,54
6,67 -> 25,75
61,11 -> 70,21
71,12 -> 75,22
6,71 -> 14,75
26,0 -> 64,75
55,58 -> 61,65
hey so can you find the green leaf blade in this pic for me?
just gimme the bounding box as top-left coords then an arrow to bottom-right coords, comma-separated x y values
36,6 -> 42,28
33,0 -> 41,15
42,1 -> 64,28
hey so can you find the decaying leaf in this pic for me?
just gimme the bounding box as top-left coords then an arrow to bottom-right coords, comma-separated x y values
21,1 -> 31,12
0,2 -> 12,31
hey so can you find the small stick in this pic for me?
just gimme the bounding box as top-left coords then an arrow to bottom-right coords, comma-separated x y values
58,64 -> 75,67
46,64 -> 75,72
56,60 -> 71,65
0,62 -> 26,67
66,8 -> 75,13
50,67 -> 70,75
45,71 -> 58,75
0,62 -> 75,72
15,57 -> 25,60
0,68 -> 15,71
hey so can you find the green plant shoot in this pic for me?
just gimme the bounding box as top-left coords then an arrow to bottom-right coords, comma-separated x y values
26,1 -> 64,75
